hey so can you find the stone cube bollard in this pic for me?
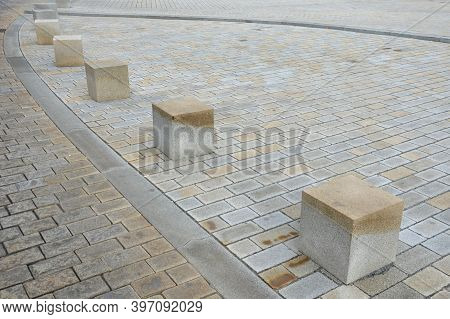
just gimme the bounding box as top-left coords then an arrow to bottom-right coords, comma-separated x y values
33,9 -> 58,21
55,0 -> 71,8
33,3 -> 57,10
152,97 -> 214,160
299,175 -> 404,284
35,19 -> 60,45
54,35 -> 83,67
85,59 -> 130,102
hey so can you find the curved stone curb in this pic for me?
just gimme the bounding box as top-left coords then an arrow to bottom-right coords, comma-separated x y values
4,15 -> 280,299
25,9 -> 450,44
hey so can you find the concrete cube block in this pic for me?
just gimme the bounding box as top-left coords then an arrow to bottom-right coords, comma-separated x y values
54,35 -> 83,67
55,0 -> 71,8
85,59 -> 130,102
299,175 -> 404,284
33,9 -> 58,21
152,97 -> 215,160
33,3 -> 57,10
35,19 -> 60,45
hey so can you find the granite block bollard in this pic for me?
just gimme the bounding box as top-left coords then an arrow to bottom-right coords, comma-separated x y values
54,35 -> 84,67
85,59 -> 130,102
152,97 -> 215,160
35,19 -> 60,45
299,175 -> 404,284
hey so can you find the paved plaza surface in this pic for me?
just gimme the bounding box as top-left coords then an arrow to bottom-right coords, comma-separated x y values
1,0 -> 450,299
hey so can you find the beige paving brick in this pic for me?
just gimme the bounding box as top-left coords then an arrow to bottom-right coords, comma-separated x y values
147,250 -> 186,272
428,192 -> 450,210
142,238 -> 174,257
321,285 -> 369,299
404,267 -> 450,297
24,269 -> 79,298
166,263 -> 200,284
104,261 -> 154,289
260,265 -> 296,289
118,226 -> 161,248
162,278 -> 215,299
132,272 -> 176,298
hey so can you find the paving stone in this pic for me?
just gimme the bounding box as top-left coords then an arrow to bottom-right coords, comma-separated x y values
142,238 -> 174,257
19,217 -> 56,235
162,278 -> 214,299
396,245 -> 440,275
118,226 -> 161,248
67,215 -> 111,234
422,233 -> 450,255
92,198 -> 130,215
75,239 -> 123,262
84,223 -> 128,244
373,282 -> 424,299
282,255 -> 319,279
433,256 -> 450,275
7,199 -> 36,214
74,259 -> 110,280
0,265 -> 32,290
132,272 -> 176,298
354,267 -> 408,296
428,192 -> 450,210
250,224 -> 298,248
0,211 -> 36,228
30,251 -> 80,276
244,244 -> 296,272
279,272 -> 338,299
0,227 -> 22,243
189,200 -> 234,221
54,276 -> 110,299
41,234 -> 89,258
53,207 -> 95,225
41,226 -> 71,243
227,239 -> 261,259
404,203 -> 440,222
147,250 -> 186,272
435,209 -> 450,225
404,267 -> 450,297
4,233 -> 44,254
24,269 -> 79,298
104,260 -> 154,289
409,218 -> 448,238
321,285 -> 369,299
196,188 -> 233,205
254,211 -> 291,230
250,196 -> 291,215
214,222 -> 262,245
226,194 -> 254,209
166,263 -> 200,284
96,285 -> 139,299
260,265 -> 296,289
247,184 -> 286,202
399,229 -> 426,246
220,207 -> 258,225
0,284 -> 29,299
0,247 -> 44,273
103,246 -> 149,270
199,216 -> 229,233
35,205 -> 62,219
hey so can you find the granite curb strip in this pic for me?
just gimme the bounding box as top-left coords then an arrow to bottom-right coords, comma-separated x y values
4,15 -> 280,299
23,9 -> 450,44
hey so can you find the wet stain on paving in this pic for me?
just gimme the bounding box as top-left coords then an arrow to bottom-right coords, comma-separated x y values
268,272 -> 296,289
287,255 -> 310,268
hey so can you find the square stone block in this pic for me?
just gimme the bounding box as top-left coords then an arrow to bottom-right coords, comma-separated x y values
33,9 -> 58,21
56,0 -> 71,8
33,3 -> 57,10
85,59 -> 130,102
54,35 -> 83,67
35,19 -> 60,45
299,175 -> 404,284
152,97 -> 214,160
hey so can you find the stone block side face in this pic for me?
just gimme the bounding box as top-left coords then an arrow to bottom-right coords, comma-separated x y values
54,36 -> 83,67
35,20 -> 60,45
153,105 -> 214,160
299,202 -> 352,282
33,10 -> 58,21
85,62 -> 130,102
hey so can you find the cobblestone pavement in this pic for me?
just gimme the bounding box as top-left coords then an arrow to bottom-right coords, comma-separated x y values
65,0 -> 450,38
18,9 -> 450,299
0,2 -> 219,299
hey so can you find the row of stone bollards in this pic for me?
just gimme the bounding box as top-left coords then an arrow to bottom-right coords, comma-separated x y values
31,3 -> 405,286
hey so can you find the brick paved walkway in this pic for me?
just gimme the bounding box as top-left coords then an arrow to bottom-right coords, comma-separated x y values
68,0 -> 450,38
0,0 -> 219,299
17,6 -> 450,299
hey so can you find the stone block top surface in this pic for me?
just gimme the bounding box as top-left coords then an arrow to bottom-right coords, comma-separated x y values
54,35 -> 81,41
85,58 -> 127,70
153,97 -> 214,127
302,175 -> 404,234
